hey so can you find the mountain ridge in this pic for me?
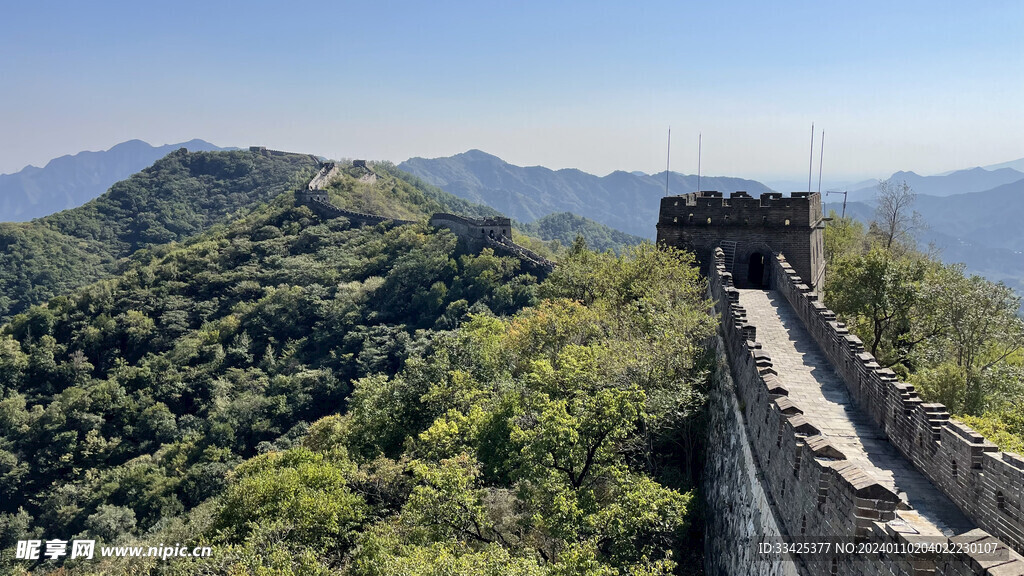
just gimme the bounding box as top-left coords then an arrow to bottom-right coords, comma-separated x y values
850,165 -> 1024,199
399,150 -> 775,238
0,149 -> 318,320
1,139 -> 229,221
983,157 -> 1024,172
517,211 -> 646,254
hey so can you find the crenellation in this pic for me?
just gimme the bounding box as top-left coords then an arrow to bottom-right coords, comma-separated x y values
775,397 -> 804,415
712,247 -> 924,573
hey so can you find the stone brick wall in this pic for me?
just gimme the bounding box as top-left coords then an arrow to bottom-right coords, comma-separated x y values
705,334 -> 803,576
769,254 -> 1024,560
297,189 -> 328,204
482,234 -> 556,273
307,162 -> 339,191
708,249 -> 1024,575
249,146 -> 304,158
246,147 -> 321,169
429,213 -> 554,273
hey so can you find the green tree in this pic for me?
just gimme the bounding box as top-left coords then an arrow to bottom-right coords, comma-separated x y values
213,448 -> 368,554
921,267 -> 1024,413
827,247 -> 926,363
823,211 -> 867,268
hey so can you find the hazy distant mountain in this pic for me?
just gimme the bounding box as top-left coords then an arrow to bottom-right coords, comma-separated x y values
983,157 -> 1024,172
827,181 -> 1024,253
399,149 -> 774,238
850,166 -> 1024,199
914,179 -> 1024,252
0,139 -> 229,221
825,178 -> 1024,300
764,178 -> 875,195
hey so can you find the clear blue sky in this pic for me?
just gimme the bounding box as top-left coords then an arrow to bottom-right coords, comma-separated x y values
2,0 -> 1022,182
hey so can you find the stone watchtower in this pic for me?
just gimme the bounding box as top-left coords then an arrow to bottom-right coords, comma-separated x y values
296,189 -> 328,204
656,191 -> 825,290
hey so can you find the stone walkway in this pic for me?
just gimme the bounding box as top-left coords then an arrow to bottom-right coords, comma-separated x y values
738,289 -> 974,537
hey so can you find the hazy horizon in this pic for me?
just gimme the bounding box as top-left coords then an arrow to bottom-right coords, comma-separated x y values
5,139 -> 1020,193
3,1 -> 1022,183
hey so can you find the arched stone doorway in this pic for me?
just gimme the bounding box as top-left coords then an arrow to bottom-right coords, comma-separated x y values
746,253 -> 768,288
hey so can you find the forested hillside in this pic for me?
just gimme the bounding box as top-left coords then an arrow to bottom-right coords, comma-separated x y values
0,139 -> 229,222
0,150 -> 319,321
517,212 -> 645,254
0,156 -> 715,574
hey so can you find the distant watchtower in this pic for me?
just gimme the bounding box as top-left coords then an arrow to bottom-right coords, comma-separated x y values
656,191 -> 825,290
297,189 -> 328,204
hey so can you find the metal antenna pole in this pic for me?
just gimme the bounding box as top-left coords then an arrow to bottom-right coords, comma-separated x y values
665,127 -> 671,196
697,133 -> 702,193
808,122 -> 814,193
826,190 -> 848,218
817,130 -> 825,195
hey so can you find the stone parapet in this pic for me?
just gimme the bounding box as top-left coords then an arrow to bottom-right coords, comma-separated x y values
763,252 -> 1024,569
301,198 -> 413,227
709,248 -> 1024,574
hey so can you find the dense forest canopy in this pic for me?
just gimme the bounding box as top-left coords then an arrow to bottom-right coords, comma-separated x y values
0,152 -> 714,575
0,192 -> 538,571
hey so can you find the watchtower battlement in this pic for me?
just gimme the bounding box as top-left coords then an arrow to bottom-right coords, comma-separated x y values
657,191 -> 825,291
428,213 -> 513,248
659,190 -> 821,227
428,213 -> 554,273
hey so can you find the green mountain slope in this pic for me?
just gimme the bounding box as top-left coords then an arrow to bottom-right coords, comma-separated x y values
0,156 -> 715,575
0,149 -> 319,320
322,161 -> 503,222
517,211 -> 646,253
0,179 -> 541,560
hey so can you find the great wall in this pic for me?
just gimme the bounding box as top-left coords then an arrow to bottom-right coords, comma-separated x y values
276,146 -> 1024,574
293,157 -> 555,273
660,191 -> 1024,575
